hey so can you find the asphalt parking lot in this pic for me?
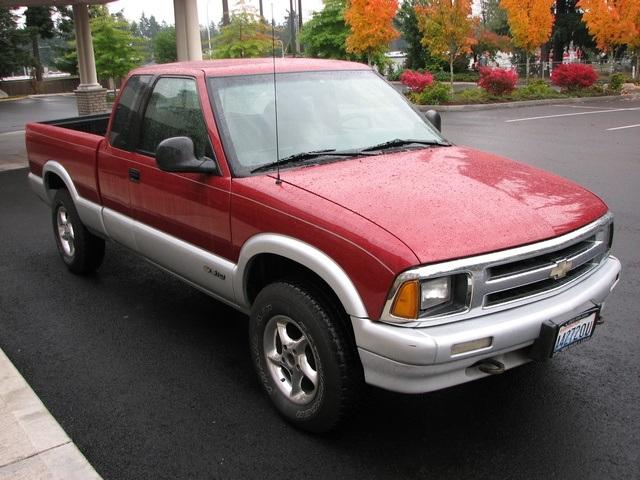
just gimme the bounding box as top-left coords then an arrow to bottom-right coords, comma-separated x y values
0,96 -> 639,479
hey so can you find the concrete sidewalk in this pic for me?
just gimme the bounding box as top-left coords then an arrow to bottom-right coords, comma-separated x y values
0,348 -> 102,479
0,131 -> 27,172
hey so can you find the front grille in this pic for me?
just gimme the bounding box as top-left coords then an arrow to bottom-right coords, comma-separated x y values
482,233 -> 607,308
485,263 -> 594,306
487,236 -> 595,280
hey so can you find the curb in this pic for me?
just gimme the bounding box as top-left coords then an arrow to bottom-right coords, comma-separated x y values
414,94 -> 639,112
0,348 -> 102,479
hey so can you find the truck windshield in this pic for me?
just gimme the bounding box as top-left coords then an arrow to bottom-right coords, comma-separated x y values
207,70 -> 445,176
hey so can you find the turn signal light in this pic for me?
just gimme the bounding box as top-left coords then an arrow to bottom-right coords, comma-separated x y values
390,280 -> 420,319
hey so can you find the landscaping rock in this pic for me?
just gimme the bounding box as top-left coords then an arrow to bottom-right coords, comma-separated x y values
621,83 -> 640,94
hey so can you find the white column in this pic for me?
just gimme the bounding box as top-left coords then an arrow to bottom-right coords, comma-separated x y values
184,0 -> 203,61
72,3 -> 100,89
173,0 -> 188,61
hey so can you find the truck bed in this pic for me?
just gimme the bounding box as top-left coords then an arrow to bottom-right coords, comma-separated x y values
26,115 -> 109,204
39,113 -> 110,137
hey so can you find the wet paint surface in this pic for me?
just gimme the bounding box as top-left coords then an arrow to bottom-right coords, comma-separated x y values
271,145 -> 607,264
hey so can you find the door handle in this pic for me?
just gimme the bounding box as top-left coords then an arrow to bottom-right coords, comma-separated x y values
129,168 -> 140,183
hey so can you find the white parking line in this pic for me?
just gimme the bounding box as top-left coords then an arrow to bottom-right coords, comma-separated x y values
0,130 -> 26,136
505,107 -> 640,123
606,124 -> 640,131
551,104 -> 608,109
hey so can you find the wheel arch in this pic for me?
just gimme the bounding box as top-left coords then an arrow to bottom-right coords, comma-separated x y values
40,161 -> 107,236
235,234 -> 369,319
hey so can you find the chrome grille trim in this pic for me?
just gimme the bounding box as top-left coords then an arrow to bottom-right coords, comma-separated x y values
380,212 -> 613,327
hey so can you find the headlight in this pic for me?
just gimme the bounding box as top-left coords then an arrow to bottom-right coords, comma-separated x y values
421,276 -> 451,310
389,273 -> 471,322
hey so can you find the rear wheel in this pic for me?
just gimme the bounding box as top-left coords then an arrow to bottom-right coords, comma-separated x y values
249,280 -> 362,432
52,189 -> 105,274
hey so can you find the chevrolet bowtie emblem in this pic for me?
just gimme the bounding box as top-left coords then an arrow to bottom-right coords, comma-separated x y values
550,259 -> 573,280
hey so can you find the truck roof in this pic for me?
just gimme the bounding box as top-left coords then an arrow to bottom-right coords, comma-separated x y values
133,58 -> 371,77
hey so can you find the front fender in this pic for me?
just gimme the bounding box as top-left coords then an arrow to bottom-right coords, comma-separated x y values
234,233 -> 369,318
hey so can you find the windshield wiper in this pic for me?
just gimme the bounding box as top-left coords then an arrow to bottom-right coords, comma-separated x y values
360,138 -> 450,152
250,149 -> 376,174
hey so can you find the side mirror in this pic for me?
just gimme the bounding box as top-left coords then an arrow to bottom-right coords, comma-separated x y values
425,109 -> 441,132
156,136 -> 218,174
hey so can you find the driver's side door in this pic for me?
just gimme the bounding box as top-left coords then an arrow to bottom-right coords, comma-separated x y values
129,75 -> 232,260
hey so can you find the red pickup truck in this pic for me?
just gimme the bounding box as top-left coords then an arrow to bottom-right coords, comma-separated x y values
27,59 -> 621,432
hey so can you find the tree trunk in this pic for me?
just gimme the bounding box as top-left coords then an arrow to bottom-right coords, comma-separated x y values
222,0 -> 230,26
30,33 -> 44,94
636,53 -> 639,80
289,0 -> 296,55
449,55 -> 454,92
525,53 -> 530,84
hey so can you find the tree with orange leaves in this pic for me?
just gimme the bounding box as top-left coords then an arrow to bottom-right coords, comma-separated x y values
415,0 -> 476,90
345,0 -> 399,65
579,0 -> 640,76
501,0 -> 554,81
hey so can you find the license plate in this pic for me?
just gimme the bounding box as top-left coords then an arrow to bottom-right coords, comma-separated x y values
552,311 -> 597,355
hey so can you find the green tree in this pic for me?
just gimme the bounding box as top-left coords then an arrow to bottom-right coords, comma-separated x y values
212,11 -> 272,58
396,0 -> 446,70
299,0 -> 350,59
480,0 -> 509,36
25,6 -> 54,86
92,15 -> 142,90
53,5 -> 119,76
0,7 -> 28,78
549,0 -> 594,63
154,26 -> 177,63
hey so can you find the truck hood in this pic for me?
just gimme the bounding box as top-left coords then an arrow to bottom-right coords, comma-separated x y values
277,146 -> 608,264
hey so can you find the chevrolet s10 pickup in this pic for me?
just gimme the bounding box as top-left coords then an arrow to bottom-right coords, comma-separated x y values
26,59 -> 621,432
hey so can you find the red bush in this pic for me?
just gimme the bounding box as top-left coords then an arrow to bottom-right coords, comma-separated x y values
551,63 -> 598,91
400,70 -> 434,93
477,67 -> 519,95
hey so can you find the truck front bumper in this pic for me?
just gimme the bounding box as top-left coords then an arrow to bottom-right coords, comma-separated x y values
351,255 -> 621,394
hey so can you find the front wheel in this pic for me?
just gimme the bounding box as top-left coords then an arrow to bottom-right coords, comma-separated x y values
249,281 -> 362,433
52,188 -> 105,275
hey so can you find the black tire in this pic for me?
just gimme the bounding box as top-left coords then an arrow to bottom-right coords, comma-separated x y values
52,188 -> 105,275
249,280 -> 362,433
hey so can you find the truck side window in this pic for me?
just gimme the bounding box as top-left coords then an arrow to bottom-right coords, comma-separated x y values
109,75 -> 152,151
139,77 -> 212,159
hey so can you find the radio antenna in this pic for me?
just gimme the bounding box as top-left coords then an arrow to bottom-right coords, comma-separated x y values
271,3 -> 282,185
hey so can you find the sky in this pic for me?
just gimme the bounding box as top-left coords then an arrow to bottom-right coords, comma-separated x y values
108,0 -> 325,26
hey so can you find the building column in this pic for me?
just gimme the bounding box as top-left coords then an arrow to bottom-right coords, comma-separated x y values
72,3 -> 107,115
174,0 -> 188,61
184,0 -> 203,61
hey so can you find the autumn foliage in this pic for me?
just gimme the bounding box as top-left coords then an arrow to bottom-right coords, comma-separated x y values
345,0 -> 399,62
477,67 -> 519,95
400,70 -> 434,92
550,63 -> 598,91
501,0 -> 554,53
578,0 -> 640,54
415,0 -> 475,87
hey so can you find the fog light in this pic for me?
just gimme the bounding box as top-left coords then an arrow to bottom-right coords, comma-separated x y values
451,337 -> 493,356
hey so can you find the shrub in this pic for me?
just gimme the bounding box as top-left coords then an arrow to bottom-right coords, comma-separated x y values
512,80 -> 562,100
415,81 -> 452,105
477,67 -> 519,95
608,73 -> 625,93
456,88 -> 489,104
433,70 -> 480,82
386,65 -> 403,81
400,69 -> 434,93
551,63 -> 598,91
